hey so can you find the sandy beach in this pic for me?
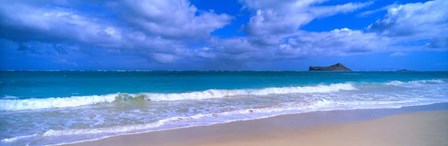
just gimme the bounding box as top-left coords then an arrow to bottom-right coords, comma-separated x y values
66,108 -> 448,146
2,0 -> 447,145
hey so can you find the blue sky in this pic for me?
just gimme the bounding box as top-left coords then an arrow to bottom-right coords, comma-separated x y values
0,0 -> 447,71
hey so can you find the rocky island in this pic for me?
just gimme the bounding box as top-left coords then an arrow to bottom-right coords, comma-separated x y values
308,63 -> 351,71
396,69 -> 413,72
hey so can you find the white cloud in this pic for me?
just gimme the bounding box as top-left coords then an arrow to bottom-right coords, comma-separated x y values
368,0 -> 448,49
0,2 -> 176,56
357,4 -> 397,17
189,28 -> 391,64
390,51 -> 407,57
241,0 -> 371,38
0,3 -> 119,45
0,0 -> 233,64
187,0 -> 380,62
279,28 -> 390,57
121,0 -> 232,39
211,0 -> 448,63
311,2 -> 373,17
1,0 -> 447,70
151,53 -> 177,63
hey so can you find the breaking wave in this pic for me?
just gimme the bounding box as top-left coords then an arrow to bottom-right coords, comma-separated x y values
0,83 -> 356,111
3,97 -> 445,144
385,79 -> 446,86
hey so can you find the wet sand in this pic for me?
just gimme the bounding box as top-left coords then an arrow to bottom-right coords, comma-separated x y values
66,106 -> 448,146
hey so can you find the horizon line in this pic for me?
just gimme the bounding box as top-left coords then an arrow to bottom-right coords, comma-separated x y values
1,70 -> 447,72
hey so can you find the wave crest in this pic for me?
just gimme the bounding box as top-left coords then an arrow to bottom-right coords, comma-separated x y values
0,83 -> 356,111
385,79 -> 446,86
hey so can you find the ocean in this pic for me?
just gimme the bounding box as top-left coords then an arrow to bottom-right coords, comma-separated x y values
1,71 -> 447,145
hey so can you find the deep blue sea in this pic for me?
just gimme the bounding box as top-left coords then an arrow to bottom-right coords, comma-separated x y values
1,71 -> 448,145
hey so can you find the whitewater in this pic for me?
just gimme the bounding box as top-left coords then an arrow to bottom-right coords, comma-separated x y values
0,71 -> 447,145
0,83 -> 356,111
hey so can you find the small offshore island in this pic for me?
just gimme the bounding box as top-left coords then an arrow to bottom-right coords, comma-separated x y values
309,63 -> 352,71
1,0 -> 447,145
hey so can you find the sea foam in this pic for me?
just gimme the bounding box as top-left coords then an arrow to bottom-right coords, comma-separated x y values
385,79 -> 446,86
3,97 -> 445,144
0,83 -> 356,111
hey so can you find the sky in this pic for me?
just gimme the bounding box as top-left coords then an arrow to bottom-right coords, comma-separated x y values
0,0 -> 447,71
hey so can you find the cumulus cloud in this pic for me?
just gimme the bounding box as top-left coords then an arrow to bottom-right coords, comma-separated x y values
120,0 -> 232,39
185,0 -> 415,66
0,0 -> 232,66
195,0 -> 378,63
369,0 -> 448,49
1,0 -> 447,70
0,2 -> 118,45
199,0 -> 447,67
241,0 -> 371,40
190,28 -> 391,67
213,0 -> 447,64
390,51 -> 407,57
280,28 -> 391,57
151,53 -> 177,63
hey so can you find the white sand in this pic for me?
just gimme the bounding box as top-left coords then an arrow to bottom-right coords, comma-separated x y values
66,110 -> 448,146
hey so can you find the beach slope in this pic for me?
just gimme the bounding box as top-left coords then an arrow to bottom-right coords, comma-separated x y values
66,110 -> 448,146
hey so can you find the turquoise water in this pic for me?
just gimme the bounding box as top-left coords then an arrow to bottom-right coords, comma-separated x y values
1,71 -> 448,145
2,71 -> 447,98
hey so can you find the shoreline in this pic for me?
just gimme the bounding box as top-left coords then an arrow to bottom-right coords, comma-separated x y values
65,103 -> 448,146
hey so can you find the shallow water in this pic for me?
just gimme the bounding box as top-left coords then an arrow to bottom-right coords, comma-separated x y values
1,71 -> 447,145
